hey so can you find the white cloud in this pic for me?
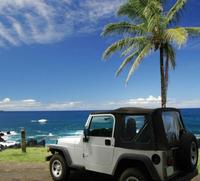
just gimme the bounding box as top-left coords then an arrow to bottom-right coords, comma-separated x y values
0,96 -> 199,111
2,98 -> 11,103
106,95 -> 162,109
80,0 -> 123,21
168,99 -> 200,108
0,98 -> 42,110
46,101 -> 83,110
0,97 -> 84,111
0,0 -> 124,47
104,96 -> 200,109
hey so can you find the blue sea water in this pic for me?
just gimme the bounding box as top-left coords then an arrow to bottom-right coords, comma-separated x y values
0,109 -> 200,145
0,111 -> 92,144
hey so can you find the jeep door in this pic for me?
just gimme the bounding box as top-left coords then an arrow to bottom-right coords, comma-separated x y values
83,114 -> 115,174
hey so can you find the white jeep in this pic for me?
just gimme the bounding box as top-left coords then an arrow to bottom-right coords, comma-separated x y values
46,107 -> 198,181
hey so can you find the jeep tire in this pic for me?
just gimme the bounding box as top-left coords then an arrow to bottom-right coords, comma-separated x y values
177,132 -> 198,172
119,168 -> 147,181
50,154 -> 70,181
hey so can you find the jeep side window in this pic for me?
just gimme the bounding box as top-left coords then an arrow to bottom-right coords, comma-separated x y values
122,115 -> 145,141
162,111 -> 183,144
89,116 -> 114,137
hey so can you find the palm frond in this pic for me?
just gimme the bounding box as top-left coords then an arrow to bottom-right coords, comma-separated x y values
116,51 -> 138,76
121,45 -> 135,57
103,39 -> 129,60
166,0 -> 186,25
143,0 -> 163,32
143,0 -> 162,18
148,15 -> 161,33
117,0 -> 147,21
164,43 -> 176,69
164,27 -> 188,47
101,22 -> 144,36
126,43 -> 152,84
103,37 -> 147,59
121,37 -> 148,56
185,27 -> 200,37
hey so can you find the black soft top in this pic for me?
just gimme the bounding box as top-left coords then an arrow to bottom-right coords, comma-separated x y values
91,107 -> 154,115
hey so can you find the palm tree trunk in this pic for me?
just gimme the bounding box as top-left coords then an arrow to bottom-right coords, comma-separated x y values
160,45 -> 166,108
164,55 -> 169,107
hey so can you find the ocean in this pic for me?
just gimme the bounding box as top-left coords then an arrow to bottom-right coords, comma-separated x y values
0,109 -> 200,145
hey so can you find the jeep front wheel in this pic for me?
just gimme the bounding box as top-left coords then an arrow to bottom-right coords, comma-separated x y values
119,168 -> 147,181
50,154 -> 69,181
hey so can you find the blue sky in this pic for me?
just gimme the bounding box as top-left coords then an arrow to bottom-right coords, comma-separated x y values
0,0 -> 199,110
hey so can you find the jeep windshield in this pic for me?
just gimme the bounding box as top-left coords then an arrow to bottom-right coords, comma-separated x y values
162,111 -> 184,145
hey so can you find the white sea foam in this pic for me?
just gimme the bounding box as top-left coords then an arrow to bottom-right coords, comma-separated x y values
0,131 -> 18,136
31,120 -> 38,123
35,134 -> 48,137
68,130 -> 83,135
38,119 -> 47,123
0,131 -> 18,141
10,131 -> 18,135
28,136 -> 35,139
2,135 -> 8,141
33,133 -> 55,138
48,133 -> 54,136
31,119 -> 48,124
0,141 -> 17,147
195,134 -> 200,139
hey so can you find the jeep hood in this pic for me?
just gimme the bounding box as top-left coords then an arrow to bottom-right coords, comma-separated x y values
57,135 -> 82,146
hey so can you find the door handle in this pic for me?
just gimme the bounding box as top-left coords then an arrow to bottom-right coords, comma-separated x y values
105,139 -> 111,146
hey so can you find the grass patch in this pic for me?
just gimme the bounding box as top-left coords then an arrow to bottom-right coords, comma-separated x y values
0,147 -> 48,162
0,147 -> 200,173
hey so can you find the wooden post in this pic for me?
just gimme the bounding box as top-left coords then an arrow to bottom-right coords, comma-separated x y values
21,128 -> 26,153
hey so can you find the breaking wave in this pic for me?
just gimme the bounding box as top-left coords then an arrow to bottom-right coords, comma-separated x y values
67,130 -> 83,136
31,119 -> 48,124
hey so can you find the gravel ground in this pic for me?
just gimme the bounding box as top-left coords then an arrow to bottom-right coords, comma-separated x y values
0,162 -> 199,181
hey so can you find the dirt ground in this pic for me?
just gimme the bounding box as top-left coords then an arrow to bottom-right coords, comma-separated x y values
0,162 -> 114,181
0,162 -> 199,181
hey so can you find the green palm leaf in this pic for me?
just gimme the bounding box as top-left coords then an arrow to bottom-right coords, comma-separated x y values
121,36 -> 148,56
166,0 -> 186,25
101,22 -> 144,36
117,0 -> 147,21
185,27 -> 200,37
164,43 -> 176,69
126,43 -> 152,84
116,51 -> 138,77
103,39 -> 130,60
164,27 -> 188,47
103,37 -> 146,59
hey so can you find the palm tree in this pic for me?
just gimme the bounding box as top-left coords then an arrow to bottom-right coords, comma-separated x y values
102,0 -> 200,108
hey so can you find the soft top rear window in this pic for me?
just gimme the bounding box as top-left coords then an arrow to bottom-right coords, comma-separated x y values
162,111 -> 183,145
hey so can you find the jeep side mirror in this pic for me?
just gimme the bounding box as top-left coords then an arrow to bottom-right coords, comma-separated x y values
83,128 -> 89,142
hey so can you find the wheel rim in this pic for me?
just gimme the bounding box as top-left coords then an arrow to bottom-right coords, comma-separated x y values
126,176 -> 140,181
51,160 -> 63,178
191,142 -> 198,166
